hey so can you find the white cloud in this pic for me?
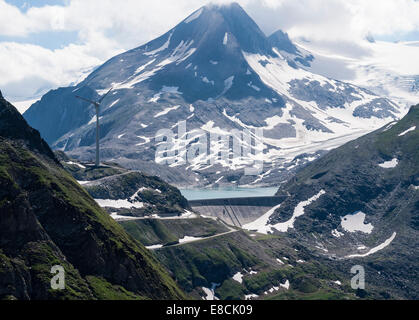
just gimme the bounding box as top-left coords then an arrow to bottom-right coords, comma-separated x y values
0,0 -> 418,103
0,40 -> 117,100
2,0 -> 419,42
246,0 -> 419,41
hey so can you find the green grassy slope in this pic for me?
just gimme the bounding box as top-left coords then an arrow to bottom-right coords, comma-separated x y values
0,92 -> 186,300
120,217 -> 229,246
153,231 -> 364,300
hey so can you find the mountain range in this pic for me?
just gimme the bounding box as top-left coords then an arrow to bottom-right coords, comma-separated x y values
1,86 -> 417,299
294,37 -> 419,109
23,3 -> 402,187
1,2 -> 418,301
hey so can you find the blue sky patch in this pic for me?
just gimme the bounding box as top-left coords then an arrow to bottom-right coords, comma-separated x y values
374,30 -> 419,42
5,0 -> 69,12
0,30 -> 79,50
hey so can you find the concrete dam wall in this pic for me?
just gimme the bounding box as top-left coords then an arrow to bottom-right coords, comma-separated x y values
189,196 -> 286,227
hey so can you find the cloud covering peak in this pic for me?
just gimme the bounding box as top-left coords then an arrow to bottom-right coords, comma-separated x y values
1,0 -> 418,104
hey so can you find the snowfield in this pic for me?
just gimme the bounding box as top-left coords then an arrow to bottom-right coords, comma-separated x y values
178,235 -> 203,244
110,212 -> 142,221
232,272 -> 244,284
340,211 -> 373,234
378,158 -> 399,169
145,244 -> 164,250
280,280 -> 290,290
295,39 -> 419,108
202,283 -> 220,300
94,199 -> 144,209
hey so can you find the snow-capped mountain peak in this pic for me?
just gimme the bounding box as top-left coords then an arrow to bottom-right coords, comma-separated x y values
84,2 -> 278,103
24,3 -> 403,187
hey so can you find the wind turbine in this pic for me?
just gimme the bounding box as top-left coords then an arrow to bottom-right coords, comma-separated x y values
75,88 -> 112,167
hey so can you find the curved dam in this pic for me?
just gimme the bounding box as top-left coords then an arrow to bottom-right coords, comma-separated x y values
189,196 -> 286,227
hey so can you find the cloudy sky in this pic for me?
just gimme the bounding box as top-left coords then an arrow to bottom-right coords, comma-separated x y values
1,0 -> 419,103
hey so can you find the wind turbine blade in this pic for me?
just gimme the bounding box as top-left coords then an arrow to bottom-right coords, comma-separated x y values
98,87 -> 113,103
75,95 -> 97,105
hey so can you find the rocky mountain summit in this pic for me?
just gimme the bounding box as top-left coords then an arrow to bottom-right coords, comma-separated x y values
23,3 -> 401,187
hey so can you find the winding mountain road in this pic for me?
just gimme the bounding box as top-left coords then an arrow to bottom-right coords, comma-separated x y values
115,213 -> 240,250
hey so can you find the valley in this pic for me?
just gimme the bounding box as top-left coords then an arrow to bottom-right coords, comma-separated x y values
0,1 -> 417,303
55,101 -> 418,300
0,83 -> 417,300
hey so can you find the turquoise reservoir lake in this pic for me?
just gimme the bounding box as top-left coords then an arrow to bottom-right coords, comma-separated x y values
180,187 -> 278,201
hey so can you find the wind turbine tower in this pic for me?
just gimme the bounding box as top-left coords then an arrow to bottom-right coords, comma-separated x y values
75,88 -> 112,167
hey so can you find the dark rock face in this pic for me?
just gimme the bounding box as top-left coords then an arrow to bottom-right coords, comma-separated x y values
268,30 -> 314,68
23,86 -> 98,145
288,79 -> 360,108
0,96 -> 185,300
0,93 -> 56,160
262,105 -> 419,298
274,105 -> 418,229
58,152 -> 191,216
84,171 -> 190,216
268,30 -> 299,55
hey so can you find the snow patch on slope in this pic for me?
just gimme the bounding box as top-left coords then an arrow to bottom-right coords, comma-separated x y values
107,99 -> 119,109
144,33 -> 173,56
341,211 -> 373,234
135,59 -> 156,73
332,229 -> 344,238
66,161 -> 85,169
398,126 -> 416,136
179,235 -> 204,244
220,76 -> 234,96
158,40 -> 196,67
378,158 -> 398,169
346,232 -> 396,258
280,280 -> 290,290
154,105 -> 180,118
184,8 -> 203,23
242,204 -> 282,234
88,115 -> 102,125
243,190 -> 325,234
223,33 -> 229,45
202,283 -> 220,300
232,272 -> 244,284
272,190 -> 326,232
94,199 -> 144,209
